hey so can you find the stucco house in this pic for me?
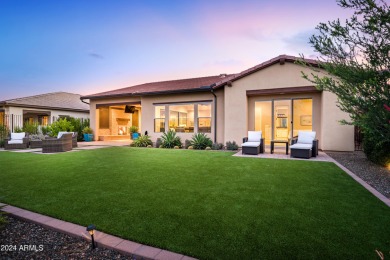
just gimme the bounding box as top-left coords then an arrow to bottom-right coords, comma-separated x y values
0,92 -> 89,131
81,55 -> 354,151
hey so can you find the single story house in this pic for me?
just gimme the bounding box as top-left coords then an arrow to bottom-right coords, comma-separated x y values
0,92 -> 89,131
81,55 -> 354,151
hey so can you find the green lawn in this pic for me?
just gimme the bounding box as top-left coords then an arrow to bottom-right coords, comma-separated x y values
0,147 -> 389,259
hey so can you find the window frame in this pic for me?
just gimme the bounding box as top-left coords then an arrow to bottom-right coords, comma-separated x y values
153,101 -> 212,134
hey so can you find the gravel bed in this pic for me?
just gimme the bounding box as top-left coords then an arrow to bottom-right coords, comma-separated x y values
0,216 -> 132,259
326,151 -> 390,199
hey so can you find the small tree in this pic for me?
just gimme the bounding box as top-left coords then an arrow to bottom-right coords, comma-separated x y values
303,0 -> 390,166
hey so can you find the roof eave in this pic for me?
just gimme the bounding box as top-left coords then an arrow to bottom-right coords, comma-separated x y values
81,87 -> 212,100
1,102 -> 89,113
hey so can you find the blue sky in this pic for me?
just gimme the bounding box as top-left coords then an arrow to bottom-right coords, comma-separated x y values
0,0 -> 352,100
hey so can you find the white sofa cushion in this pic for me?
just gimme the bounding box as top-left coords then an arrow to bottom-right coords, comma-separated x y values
297,131 -> 316,144
10,132 -> 25,140
57,131 -> 68,139
248,131 -> 262,142
8,139 -> 23,144
242,141 -> 260,147
290,143 -> 313,149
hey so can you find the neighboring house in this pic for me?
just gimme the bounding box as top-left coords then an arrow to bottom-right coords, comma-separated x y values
81,55 -> 355,151
0,92 -> 90,131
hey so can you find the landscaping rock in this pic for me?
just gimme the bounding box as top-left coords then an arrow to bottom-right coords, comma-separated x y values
0,216 -> 132,259
327,151 -> 390,199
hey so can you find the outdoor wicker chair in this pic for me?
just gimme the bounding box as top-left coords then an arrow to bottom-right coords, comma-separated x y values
4,132 -> 29,150
42,133 -> 73,153
242,131 -> 265,155
290,131 -> 318,159
72,132 -> 78,148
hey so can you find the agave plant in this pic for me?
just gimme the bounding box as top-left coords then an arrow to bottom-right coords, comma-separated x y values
161,130 -> 182,148
131,134 -> 152,147
191,133 -> 212,150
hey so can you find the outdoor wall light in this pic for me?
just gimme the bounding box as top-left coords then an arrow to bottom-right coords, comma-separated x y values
86,224 -> 96,249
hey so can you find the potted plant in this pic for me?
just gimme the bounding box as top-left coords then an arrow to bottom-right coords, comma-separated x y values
82,127 -> 94,142
129,126 -> 139,140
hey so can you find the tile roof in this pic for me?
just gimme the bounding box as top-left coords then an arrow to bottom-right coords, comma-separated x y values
0,92 -> 89,112
82,55 -> 319,99
82,74 -> 235,99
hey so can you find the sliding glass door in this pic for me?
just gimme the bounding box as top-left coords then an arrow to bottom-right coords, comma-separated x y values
255,98 -> 312,144
273,99 -> 291,141
292,99 -> 313,137
254,101 -> 272,145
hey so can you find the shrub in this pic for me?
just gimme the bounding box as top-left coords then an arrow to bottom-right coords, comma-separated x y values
129,126 -> 139,134
363,133 -> 390,166
13,126 -> 23,133
0,125 -> 9,148
23,122 -> 39,134
190,133 -> 212,150
161,130 -> 182,148
82,127 -> 93,134
184,139 -> 192,149
212,142 -> 223,150
226,141 -> 239,150
49,118 -> 74,137
68,117 -> 90,141
132,134 -> 152,147
155,138 -> 162,148
41,125 -> 50,135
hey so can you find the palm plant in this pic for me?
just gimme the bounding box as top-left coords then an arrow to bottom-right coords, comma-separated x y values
161,130 -> 182,148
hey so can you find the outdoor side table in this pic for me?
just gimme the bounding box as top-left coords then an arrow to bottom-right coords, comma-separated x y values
271,140 -> 289,155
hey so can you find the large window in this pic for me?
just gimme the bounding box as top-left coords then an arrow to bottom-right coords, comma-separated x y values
198,104 -> 211,133
169,104 -> 194,133
154,106 -> 165,132
154,102 -> 212,133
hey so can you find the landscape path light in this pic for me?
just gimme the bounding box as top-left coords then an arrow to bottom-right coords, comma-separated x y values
86,224 -> 96,249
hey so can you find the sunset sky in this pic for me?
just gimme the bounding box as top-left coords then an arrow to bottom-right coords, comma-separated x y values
0,0 -> 352,100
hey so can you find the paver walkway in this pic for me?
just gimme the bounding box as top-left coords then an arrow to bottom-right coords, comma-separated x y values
0,202 -> 196,260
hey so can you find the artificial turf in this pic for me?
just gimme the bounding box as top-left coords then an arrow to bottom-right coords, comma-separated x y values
0,147 -> 389,259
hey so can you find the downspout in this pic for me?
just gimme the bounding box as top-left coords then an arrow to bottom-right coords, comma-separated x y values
210,84 -> 217,143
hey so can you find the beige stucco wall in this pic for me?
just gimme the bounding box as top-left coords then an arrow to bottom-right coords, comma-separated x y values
320,91 -> 354,151
224,62 -> 354,151
215,89 -> 225,144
